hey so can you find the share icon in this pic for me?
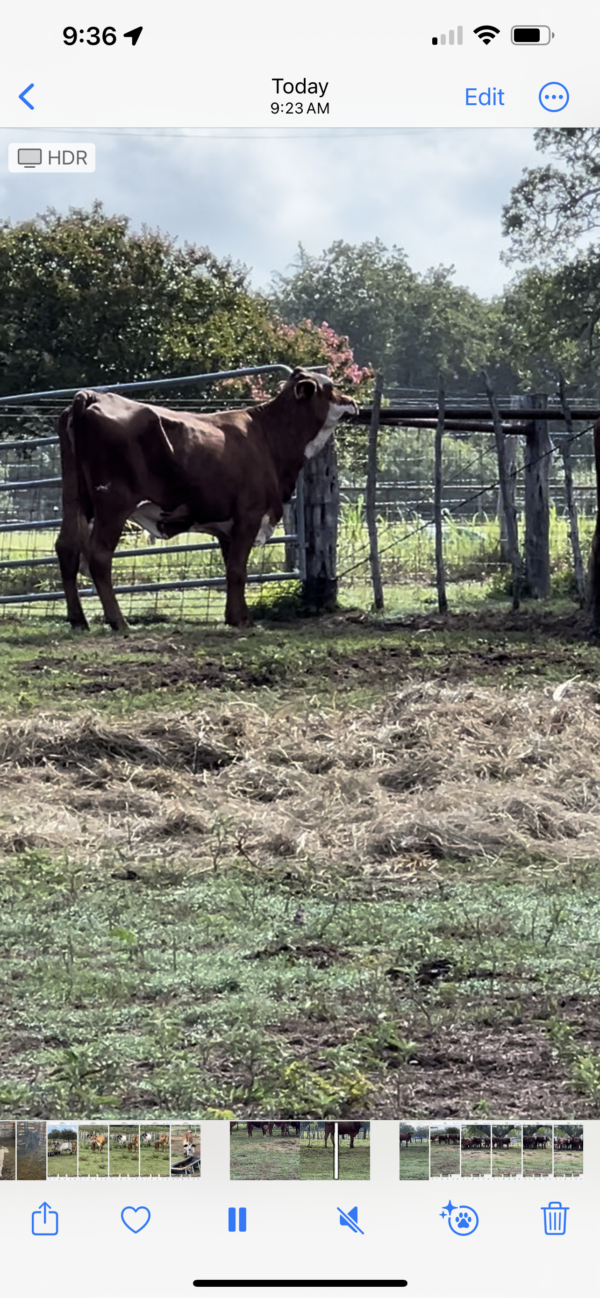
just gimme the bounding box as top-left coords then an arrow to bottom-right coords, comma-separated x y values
337,1207 -> 364,1234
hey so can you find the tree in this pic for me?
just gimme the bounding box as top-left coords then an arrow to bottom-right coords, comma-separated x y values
500,131 -> 600,389
270,238 -> 496,392
0,203 -> 283,397
502,128 -> 600,265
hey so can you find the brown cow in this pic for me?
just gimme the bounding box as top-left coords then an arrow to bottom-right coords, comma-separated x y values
324,1122 -> 363,1149
55,369 -> 358,631
246,1123 -> 268,1138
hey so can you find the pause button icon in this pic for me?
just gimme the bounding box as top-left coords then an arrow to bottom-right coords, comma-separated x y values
228,1208 -> 247,1232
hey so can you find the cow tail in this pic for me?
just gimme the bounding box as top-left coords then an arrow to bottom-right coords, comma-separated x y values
67,390 -> 99,522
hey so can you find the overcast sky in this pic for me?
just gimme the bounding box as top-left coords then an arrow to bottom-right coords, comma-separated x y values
0,128 -> 541,299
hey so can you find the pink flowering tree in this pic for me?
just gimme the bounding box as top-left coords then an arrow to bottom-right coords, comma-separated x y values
214,317 -> 372,402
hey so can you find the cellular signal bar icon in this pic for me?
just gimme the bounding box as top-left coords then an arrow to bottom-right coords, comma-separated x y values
432,27 -> 463,46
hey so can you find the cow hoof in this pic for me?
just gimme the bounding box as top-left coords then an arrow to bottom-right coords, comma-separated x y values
69,619 -> 89,632
226,615 -> 253,629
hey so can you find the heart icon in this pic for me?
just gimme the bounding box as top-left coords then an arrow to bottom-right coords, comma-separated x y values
121,1206 -> 151,1233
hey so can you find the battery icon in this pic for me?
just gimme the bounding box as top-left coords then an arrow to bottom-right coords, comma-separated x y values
511,25 -> 554,43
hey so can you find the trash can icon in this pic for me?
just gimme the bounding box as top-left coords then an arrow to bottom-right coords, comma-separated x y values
542,1202 -> 569,1235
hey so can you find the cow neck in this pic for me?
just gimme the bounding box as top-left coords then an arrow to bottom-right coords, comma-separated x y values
259,396 -> 321,488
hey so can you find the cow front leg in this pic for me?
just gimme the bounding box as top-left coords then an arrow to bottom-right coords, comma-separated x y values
224,525 -> 255,627
55,517 -> 89,629
87,511 -> 130,632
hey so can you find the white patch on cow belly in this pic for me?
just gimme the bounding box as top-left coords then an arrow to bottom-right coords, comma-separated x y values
304,400 -> 355,460
254,514 -> 274,547
130,501 -> 164,538
130,502 -> 235,541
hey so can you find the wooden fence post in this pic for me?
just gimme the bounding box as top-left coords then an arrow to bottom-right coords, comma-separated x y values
558,377 -> 586,605
482,370 -> 522,610
518,392 -> 553,599
498,418 -> 519,565
434,374 -> 448,614
366,373 -> 384,611
301,437 -> 339,612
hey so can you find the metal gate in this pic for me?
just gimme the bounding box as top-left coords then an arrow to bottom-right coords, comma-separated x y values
0,366 -> 305,621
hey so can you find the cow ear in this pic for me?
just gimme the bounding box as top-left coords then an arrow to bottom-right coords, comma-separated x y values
294,377 -> 318,400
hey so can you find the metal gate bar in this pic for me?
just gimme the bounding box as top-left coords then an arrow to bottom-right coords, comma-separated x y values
0,570 -> 297,606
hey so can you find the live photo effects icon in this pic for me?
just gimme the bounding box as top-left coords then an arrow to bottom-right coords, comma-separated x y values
440,1201 -> 479,1236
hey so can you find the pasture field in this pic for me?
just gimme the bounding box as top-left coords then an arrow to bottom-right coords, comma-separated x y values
460,1147 -> 490,1177
338,1136 -> 370,1181
1,607 -> 600,1119
492,1144 -> 522,1177
299,1139 -> 333,1181
399,1140 -> 429,1180
230,1131 -> 299,1180
554,1148 -> 583,1176
430,1143 -> 460,1178
523,1148 -> 552,1177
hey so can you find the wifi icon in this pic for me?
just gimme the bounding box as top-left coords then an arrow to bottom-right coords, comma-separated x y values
474,24 -> 500,43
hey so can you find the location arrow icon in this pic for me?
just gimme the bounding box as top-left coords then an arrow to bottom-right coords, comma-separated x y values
123,27 -> 143,46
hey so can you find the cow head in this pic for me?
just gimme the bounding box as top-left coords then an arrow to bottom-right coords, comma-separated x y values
284,367 -> 359,459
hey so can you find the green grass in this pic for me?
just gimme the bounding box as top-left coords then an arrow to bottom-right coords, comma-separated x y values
399,1141 -> 429,1181
460,1148 -> 491,1178
553,1149 -> 583,1177
230,1132 -> 300,1180
338,1140 -> 370,1180
430,1144 -> 460,1178
492,1145 -> 522,1177
299,1141 -> 333,1181
3,845 -> 600,1119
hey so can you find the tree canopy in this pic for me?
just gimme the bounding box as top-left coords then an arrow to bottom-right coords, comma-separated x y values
500,130 -> 600,390
270,238 -> 498,392
502,128 -> 600,265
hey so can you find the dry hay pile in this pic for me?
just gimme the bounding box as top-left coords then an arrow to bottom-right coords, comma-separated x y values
0,678 -> 599,866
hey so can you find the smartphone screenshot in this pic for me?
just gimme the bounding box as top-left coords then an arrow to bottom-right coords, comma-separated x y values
0,2 -> 598,1293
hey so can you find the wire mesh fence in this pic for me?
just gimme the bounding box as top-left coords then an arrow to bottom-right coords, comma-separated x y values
335,400 -> 597,602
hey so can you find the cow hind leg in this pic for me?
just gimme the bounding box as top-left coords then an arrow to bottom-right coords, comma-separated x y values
224,525 -> 256,627
87,512 -> 129,632
55,517 -> 89,630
